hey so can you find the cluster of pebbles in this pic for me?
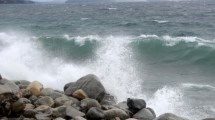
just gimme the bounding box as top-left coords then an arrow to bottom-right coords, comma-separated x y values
0,74 -> 214,120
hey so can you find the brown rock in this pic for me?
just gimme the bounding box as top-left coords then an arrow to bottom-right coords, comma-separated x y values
27,81 -> 43,96
72,89 -> 88,100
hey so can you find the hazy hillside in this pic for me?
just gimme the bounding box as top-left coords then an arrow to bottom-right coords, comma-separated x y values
66,0 -> 113,3
0,0 -> 34,4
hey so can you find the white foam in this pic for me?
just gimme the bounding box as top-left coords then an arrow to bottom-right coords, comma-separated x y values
153,20 -> 169,23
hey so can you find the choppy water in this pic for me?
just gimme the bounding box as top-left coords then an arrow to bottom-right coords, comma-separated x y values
0,0 -> 215,119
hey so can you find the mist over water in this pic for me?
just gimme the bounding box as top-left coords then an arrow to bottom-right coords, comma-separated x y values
0,0 -> 215,119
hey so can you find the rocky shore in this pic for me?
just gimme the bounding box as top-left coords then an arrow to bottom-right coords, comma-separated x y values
0,74 -> 214,120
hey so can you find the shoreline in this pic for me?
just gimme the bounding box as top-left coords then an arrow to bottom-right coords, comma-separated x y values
0,74 -> 214,120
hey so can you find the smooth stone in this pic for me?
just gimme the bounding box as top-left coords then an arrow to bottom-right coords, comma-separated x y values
54,118 -> 66,120
66,106 -> 85,118
0,74 -> 2,79
21,89 -> 32,98
24,103 -> 35,110
18,98 -> 31,104
63,100 -> 75,107
80,98 -> 101,112
23,109 -> 38,118
154,113 -> 188,120
65,74 -> 106,102
35,105 -> 51,113
86,107 -> 105,120
133,108 -> 156,120
68,97 -> 79,104
35,113 -> 51,120
147,107 -> 156,118
100,93 -> 116,105
27,81 -> 43,96
64,82 -> 75,91
52,106 -> 67,118
116,101 -> 132,117
126,119 -> 138,120
72,89 -> 88,100
127,98 -> 146,114
34,96 -> 54,107
104,109 -> 129,120
0,78 -> 19,95
29,95 -> 38,103
54,96 -> 70,107
41,88 -> 55,96
11,99 -> 26,114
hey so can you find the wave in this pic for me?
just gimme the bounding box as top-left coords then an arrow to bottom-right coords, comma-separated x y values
182,83 -> 215,90
153,20 -> 169,24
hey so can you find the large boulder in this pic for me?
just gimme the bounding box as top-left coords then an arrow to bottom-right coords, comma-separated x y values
155,113 -> 188,120
0,78 -> 19,95
127,98 -> 146,114
41,88 -> 55,96
133,108 -> 156,120
27,81 -> 43,96
64,74 -> 106,102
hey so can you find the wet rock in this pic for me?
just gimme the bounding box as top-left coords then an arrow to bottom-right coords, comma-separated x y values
23,109 -> 37,118
54,96 -> 70,107
14,80 -> 31,89
41,88 -> 55,96
65,74 -> 106,102
133,108 -> 156,120
72,89 -> 88,100
127,98 -> 146,114
86,107 -> 105,120
147,107 -> 156,118
34,96 -> 54,107
116,101 -> 132,117
27,81 -> 43,96
80,98 -> 101,112
104,108 -> 129,120
154,113 -> 188,120
66,106 -> 85,118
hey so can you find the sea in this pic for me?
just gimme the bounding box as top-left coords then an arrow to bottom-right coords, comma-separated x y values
0,0 -> 215,119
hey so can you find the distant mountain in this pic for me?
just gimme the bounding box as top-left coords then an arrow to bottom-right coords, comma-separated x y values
66,0 -> 113,3
0,0 -> 34,4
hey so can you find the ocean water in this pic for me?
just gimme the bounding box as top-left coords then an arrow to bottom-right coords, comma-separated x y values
0,0 -> 215,119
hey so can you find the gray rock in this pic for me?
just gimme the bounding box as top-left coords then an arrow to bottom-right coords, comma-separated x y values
80,98 -> 101,112
116,101 -> 132,117
54,118 -> 66,120
66,106 -> 85,118
11,98 -> 26,114
154,113 -> 188,120
35,105 -> 52,114
41,88 -> 55,96
54,96 -> 70,107
52,106 -> 67,118
65,74 -> 106,102
104,108 -> 130,120
35,113 -> 51,120
18,98 -> 31,104
34,96 -> 54,107
0,74 -> 2,79
147,107 -> 156,118
127,98 -> 146,114
64,82 -> 75,91
29,95 -> 38,103
86,107 -> 105,120
24,103 -> 35,110
0,78 -> 19,95
202,118 -> 215,120
100,93 -> 116,105
23,109 -> 38,118
63,100 -> 75,107
21,89 -> 32,98
48,92 -> 66,100
133,108 -> 156,120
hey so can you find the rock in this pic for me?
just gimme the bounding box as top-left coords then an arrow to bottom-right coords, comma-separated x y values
11,98 -> 26,114
116,101 -> 132,117
0,74 -> 2,79
126,119 -> 138,120
100,93 -> 116,105
48,92 -> 66,100
147,107 -> 156,118
54,118 -> 66,120
72,89 -> 88,100
127,98 -> 146,114
18,98 -> 31,104
35,105 -> 51,114
63,100 -> 75,107
21,89 -> 32,98
74,116 -> 87,120
34,96 -> 54,107
68,97 -> 79,104
104,109 -> 129,120
64,82 -> 75,91
66,106 -> 85,118
65,74 -> 106,102
0,78 -> 19,95
24,103 -> 35,110
29,95 -> 38,103
54,96 -> 70,107
154,113 -> 188,120
86,107 -> 105,120
27,81 -> 43,96
133,108 -> 156,120
52,106 -> 67,118
35,113 -> 51,120
14,80 -> 31,89
41,88 -> 55,96
23,109 -> 38,118
80,98 -> 101,112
